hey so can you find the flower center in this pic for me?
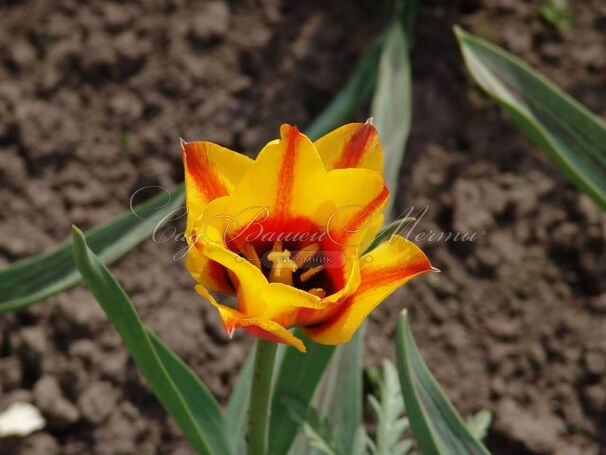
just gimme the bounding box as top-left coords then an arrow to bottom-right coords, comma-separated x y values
239,240 -> 332,298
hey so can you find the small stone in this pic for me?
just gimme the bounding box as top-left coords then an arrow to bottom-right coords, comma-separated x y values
589,293 -> 606,313
0,356 -> 23,391
109,91 -> 144,122
583,383 -> 606,413
69,339 -> 100,364
77,381 -> 119,424
18,327 -> 48,372
20,433 -> 59,455
188,2 -> 231,43
583,350 -> 606,376
98,351 -> 128,383
452,179 -> 494,233
54,289 -> 106,336
33,376 -> 80,428
528,342 -> 546,366
495,399 -> 565,453
9,39 -> 37,68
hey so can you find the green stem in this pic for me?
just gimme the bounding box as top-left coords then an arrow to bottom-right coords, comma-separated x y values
247,339 -> 278,455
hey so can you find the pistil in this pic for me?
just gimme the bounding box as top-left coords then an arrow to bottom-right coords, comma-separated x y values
267,241 -> 297,285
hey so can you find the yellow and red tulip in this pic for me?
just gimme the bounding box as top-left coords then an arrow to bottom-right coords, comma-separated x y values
182,122 -> 434,352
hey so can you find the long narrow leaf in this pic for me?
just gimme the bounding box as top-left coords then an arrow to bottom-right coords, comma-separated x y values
371,22 -> 412,214
268,330 -> 335,455
395,311 -> 490,455
395,0 -> 419,44
0,185 -> 184,314
316,325 -> 366,454
455,26 -> 606,210
71,227 -> 231,455
226,350 -> 255,454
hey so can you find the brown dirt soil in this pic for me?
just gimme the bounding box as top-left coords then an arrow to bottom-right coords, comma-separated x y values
0,0 -> 605,454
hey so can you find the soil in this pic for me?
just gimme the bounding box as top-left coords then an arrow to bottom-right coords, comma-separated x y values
0,0 -> 605,454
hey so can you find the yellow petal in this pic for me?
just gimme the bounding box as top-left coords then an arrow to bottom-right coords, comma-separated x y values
324,168 -> 389,246
304,235 -> 434,345
183,140 -> 254,232
195,285 -> 306,352
223,124 -> 327,229
185,245 -> 233,294
321,168 -> 389,303
184,196 -> 234,294
314,122 -> 383,171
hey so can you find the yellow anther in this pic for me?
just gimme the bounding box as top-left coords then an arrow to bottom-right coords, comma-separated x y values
242,243 -> 261,269
300,265 -> 324,283
308,288 -> 326,298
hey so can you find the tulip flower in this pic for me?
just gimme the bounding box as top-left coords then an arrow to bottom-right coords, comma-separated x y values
182,122 -> 434,352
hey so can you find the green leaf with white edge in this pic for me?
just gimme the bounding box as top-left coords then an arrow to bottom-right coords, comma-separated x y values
395,311 -> 490,455
371,22 -> 412,215
466,409 -> 492,441
0,185 -> 184,315
306,0 -> 419,142
71,226 -> 231,455
226,350 -> 255,454
269,330 -> 335,455
455,26 -> 606,211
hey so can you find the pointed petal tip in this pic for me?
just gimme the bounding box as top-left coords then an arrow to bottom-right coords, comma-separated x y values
279,123 -> 301,139
365,116 -> 375,125
179,137 -> 188,149
295,341 -> 307,353
225,323 -> 236,339
430,266 -> 441,273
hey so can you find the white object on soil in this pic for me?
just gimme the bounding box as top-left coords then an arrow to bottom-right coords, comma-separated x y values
0,402 -> 46,437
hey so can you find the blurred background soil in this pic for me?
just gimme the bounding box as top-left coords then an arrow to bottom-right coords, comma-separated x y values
0,0 -> 605,454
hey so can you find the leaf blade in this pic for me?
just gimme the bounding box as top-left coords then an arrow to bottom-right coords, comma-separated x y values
316,325 -> 365,454
395,311 -> 490,455
455,26 -> 606,210
0,185 -> 185,314
268,330 -> 335,455
71,226 -> 231,455
371,22 -> 412,215
226,350 -> 255,454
